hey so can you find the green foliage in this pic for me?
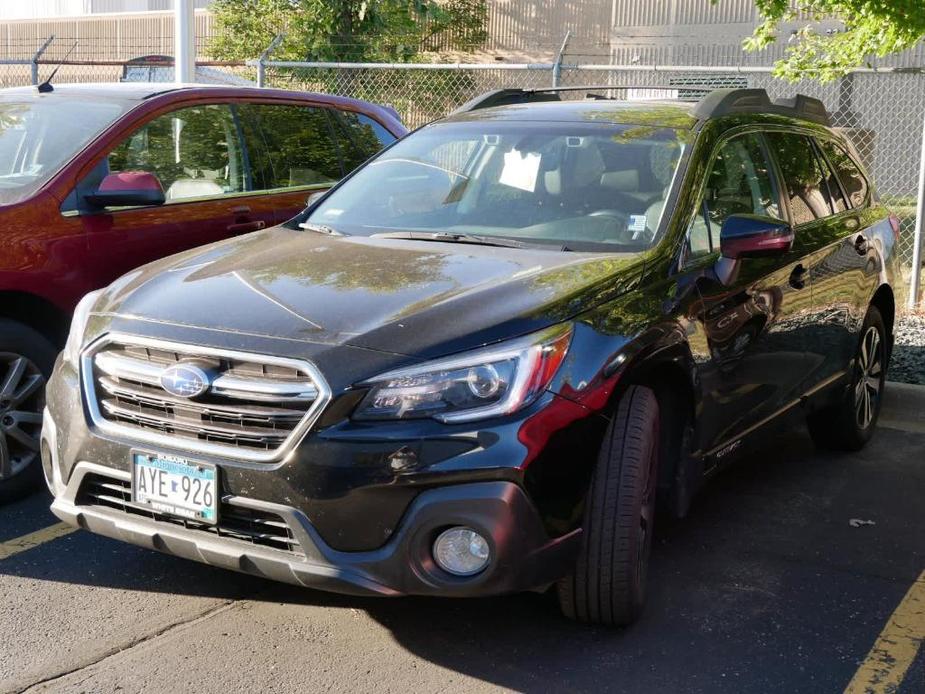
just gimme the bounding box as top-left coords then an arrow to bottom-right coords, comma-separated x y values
736,0 -> 925,82
209,0 -> 488,62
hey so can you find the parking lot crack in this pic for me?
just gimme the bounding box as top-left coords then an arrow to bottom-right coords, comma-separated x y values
15,599 -> 240,694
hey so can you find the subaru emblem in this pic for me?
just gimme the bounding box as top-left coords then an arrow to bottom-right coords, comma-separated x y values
160,363 -> 211,399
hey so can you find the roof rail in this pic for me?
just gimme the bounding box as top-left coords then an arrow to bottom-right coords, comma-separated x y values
450,85 -> 688,115
450,88 -> 561,114
692,88 -> 831,126
452,85 -> 831,126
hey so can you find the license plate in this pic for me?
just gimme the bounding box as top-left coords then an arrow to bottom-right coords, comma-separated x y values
132,452 -> 218,524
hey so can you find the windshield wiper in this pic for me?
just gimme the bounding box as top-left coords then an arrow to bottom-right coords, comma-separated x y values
372,231 -> 551,250
298,221 -> 343,236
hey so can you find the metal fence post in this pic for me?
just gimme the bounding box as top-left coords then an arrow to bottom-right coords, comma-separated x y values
552,31 -> 571,87
909,108 -> 925,309
31,35 -> 55,85
256,34 -> 285,88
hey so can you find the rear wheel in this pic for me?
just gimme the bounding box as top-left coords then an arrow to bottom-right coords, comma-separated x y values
557,385 -> 660,627
0,320 -> 55,503
807,306 -> 886,452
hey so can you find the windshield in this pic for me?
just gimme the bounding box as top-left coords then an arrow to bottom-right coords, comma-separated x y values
0,97 -> 128,204
306,121 -> 688,252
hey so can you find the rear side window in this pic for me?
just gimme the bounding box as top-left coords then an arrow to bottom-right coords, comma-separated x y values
334,111 -> 397,173
765,132 -> 839,225
818,139 -> 870,208
238,104 -> 342,191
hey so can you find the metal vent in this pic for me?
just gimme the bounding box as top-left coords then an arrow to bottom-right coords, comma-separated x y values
82,335 -> 331,463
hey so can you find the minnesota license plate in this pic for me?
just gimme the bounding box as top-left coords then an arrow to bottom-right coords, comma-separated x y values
132,452 -> 218,524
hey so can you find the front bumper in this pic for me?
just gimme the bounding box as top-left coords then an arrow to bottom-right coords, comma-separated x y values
50,460 -> 579,597
43,324 -> 596,596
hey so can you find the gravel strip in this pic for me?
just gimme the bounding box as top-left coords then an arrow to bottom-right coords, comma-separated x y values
890,314 -> 925,385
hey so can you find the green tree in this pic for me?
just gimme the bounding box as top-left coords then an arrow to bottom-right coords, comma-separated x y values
736,0 -> 925,82
209,0 -> 488,62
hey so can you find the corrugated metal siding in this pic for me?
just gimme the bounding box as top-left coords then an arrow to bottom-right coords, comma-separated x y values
0,9 -> 214,60
611,0 -> 756,28
609,0 -> 925,67
478,0 -> 611,55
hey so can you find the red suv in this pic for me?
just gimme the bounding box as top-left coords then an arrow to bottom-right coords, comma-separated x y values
0,82 -> 405,501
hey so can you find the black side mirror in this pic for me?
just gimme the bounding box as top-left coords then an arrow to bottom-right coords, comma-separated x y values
719,214 -> 793,260
84,171 -> 166,208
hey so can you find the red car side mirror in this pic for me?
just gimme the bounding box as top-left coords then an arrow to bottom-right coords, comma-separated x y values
85,171 -> 166,209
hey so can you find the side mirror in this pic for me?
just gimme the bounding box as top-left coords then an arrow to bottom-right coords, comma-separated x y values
719,214 -> 793,260
84,171 -> 165,208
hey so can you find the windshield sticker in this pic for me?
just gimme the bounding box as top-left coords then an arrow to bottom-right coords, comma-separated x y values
628,214 -> 647,234
499,148 -> 541,193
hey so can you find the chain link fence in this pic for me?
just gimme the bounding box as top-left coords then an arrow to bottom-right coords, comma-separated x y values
0,57 -> 251,87
256,60 -> 925,306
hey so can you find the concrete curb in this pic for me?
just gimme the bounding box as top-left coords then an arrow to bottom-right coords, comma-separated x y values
880,381 -> 925,433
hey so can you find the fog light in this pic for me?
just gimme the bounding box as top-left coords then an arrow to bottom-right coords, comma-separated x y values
433,526 -> 490,576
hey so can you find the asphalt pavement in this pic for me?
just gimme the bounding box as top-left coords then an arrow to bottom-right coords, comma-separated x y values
1,395 -> 923,693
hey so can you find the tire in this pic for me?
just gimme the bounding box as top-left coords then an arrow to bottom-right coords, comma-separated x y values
807,306 -> 886,452
557,385 -> 660,627
0,319 -> 56,504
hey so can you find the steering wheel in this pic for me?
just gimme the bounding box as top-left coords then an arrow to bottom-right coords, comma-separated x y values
588,209 -> 636,243
588,209 -> 629,225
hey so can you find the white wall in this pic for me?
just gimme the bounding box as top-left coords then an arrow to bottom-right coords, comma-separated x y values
0,0 -> 90,20
0,0 -> 211,20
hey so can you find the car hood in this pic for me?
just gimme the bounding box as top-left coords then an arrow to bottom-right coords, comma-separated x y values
97,227 -> 643,359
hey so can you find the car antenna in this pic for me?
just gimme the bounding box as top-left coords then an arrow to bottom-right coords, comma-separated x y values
36,41 -> 78,93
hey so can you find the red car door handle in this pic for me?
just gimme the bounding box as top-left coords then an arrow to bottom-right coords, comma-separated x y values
227,220 -> 266,234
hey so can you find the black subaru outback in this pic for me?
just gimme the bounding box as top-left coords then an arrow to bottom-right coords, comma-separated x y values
44,87 -> 898,626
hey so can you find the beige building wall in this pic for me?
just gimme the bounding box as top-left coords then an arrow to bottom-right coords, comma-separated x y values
0,9 -> 214,61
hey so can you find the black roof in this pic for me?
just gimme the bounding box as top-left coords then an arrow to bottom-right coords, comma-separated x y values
449,87 -> 831,128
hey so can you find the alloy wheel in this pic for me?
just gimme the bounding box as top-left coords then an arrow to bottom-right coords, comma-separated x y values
0,353 -> 46,481
854,326 -> 883,430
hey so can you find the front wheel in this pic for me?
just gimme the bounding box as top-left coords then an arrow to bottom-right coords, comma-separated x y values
557,385 -> 660,627
0,320 -> 55,503
807,306 -> 886,452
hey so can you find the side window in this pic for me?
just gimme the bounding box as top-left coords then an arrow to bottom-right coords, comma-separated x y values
107,104 -> 245,202
687,133 -> 780,258
818,139 -> 870,208
765,132 -> 838,225
334,111 -> 397,173
237,104 -> 343,191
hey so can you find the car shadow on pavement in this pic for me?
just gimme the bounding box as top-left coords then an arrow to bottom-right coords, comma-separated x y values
3,423 -> 923,693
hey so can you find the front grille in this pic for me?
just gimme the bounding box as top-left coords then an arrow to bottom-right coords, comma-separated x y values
83,336 -> 329,462
76,473 -> 304,556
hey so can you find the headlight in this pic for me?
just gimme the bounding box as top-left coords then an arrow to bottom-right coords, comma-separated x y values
62,289 -> 103,367
353,324 -> 572,423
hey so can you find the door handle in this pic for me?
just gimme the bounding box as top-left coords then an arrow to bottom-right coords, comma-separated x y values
226,220 -> 266,234
854,234 -> 868,255
789,264 -> 808,290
